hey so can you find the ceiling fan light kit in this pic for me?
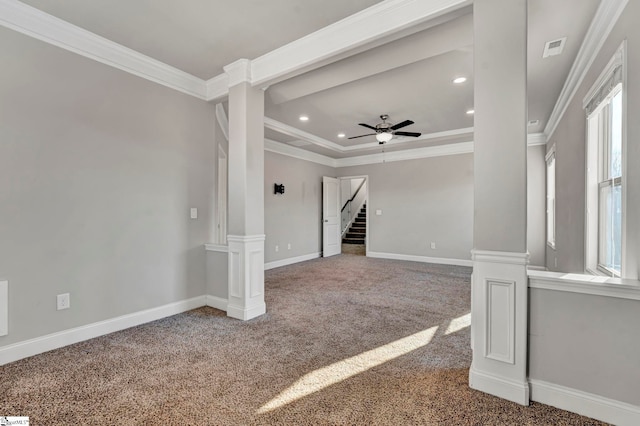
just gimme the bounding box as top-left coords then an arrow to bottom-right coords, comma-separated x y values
376,132 -> 393,143
348,114 -> 421,144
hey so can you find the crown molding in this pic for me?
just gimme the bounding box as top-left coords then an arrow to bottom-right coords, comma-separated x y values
206,74 -> 229,101
336,141 -> 474,167
543,0 -> 629,141
527,133 -> 547,147
250,0 -> 472,87
265,117 -> 548,154
264,139 -> 337,168
0,0 -> 471,103
223,58 -> 252,87
342,127 -> 474,152
264,137 -> 476,168
264,117 -> 345,152
0,0 -> 207,99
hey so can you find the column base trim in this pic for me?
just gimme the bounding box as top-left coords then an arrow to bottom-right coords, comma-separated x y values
469,366 -> 530,406
227,303 -> 266,321
471,249 -> 530,265
227,234 -> 266,243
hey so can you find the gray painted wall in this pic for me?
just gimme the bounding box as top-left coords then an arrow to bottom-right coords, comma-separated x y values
264,152 -> 335,263
529,288 -> 640,405
0,29 -> 216,345
339,154 -> 475,261
206,251 -> 228,299
530,1 -> 640,408
338,149 -> 546,265
528,145 -> 546,267
547,1 -> 640,279
473,0 -> 528,254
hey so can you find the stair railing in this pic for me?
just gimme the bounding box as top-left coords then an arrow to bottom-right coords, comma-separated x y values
341,179 -> 367,235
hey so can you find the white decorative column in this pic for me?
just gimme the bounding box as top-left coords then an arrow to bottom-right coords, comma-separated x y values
469,0 -> 530,405
224,59 -> 266,320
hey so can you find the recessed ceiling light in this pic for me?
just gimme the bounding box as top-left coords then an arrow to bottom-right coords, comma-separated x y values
299,115 -> 309,122
337,133 -> 346,138
466,109 -> 475,115
453,77 -> 467,84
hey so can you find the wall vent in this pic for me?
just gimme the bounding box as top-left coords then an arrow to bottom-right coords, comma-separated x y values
543,37 -> 567,58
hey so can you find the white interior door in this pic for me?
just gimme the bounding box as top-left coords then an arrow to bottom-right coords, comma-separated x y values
322,176 -> 341,257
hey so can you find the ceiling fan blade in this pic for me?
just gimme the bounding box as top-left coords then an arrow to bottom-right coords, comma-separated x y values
358,123 -> 378,131
348,133 -> 376,139
390,119 -> 414,130
394,131 -> 421,137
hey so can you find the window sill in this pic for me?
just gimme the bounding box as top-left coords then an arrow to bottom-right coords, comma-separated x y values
204,244 -> 228,253
528,270 -> 640,301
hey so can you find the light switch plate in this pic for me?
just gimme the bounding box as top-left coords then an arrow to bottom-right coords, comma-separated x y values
376,209 -> 382,216
190,208 -> 198,219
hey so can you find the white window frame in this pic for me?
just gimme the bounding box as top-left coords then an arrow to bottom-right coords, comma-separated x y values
545,145 -> 556,249
583,41 -> 627,278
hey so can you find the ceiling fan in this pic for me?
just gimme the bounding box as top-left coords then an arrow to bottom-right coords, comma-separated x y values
348,114 -> 421,144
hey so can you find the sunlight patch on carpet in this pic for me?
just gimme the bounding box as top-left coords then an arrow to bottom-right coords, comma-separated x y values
257,326 -> 438,413
445,312 -> 470,335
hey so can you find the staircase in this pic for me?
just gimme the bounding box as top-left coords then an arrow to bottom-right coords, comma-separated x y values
342,204 -> 366,244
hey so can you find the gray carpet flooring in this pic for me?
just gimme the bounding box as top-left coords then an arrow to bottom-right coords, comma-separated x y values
0,252 -> 606,425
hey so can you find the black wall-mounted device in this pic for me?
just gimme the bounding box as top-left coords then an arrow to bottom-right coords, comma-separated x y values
274,183 -> 285,195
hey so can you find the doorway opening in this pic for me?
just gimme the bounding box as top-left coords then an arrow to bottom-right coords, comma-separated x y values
339,176 -> 368,256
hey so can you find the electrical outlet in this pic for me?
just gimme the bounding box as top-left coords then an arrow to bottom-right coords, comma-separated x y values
430,242 -> 436,249
190,208 -> 198,219
287,243 -> 291,250
275,245 -> 279,252
57,293 -> 70,310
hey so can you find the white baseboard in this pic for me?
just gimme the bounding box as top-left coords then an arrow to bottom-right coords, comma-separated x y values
367,251 -> 473,267
530,379 -> 640,426
205,295 -> 228,312
469,367 -> 530,405
0,296 -> 206,366
265,252 -> 321,270
527,265 -> 548,271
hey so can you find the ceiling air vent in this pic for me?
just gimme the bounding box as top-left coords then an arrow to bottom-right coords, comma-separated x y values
543,37 -> 567,58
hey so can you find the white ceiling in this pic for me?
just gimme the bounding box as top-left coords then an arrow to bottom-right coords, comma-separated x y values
15,0 -> 601,159
19,0 -> 383,79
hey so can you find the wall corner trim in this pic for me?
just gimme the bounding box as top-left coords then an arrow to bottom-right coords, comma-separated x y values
530,379 -> 640,426
0,296 -> 206,366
